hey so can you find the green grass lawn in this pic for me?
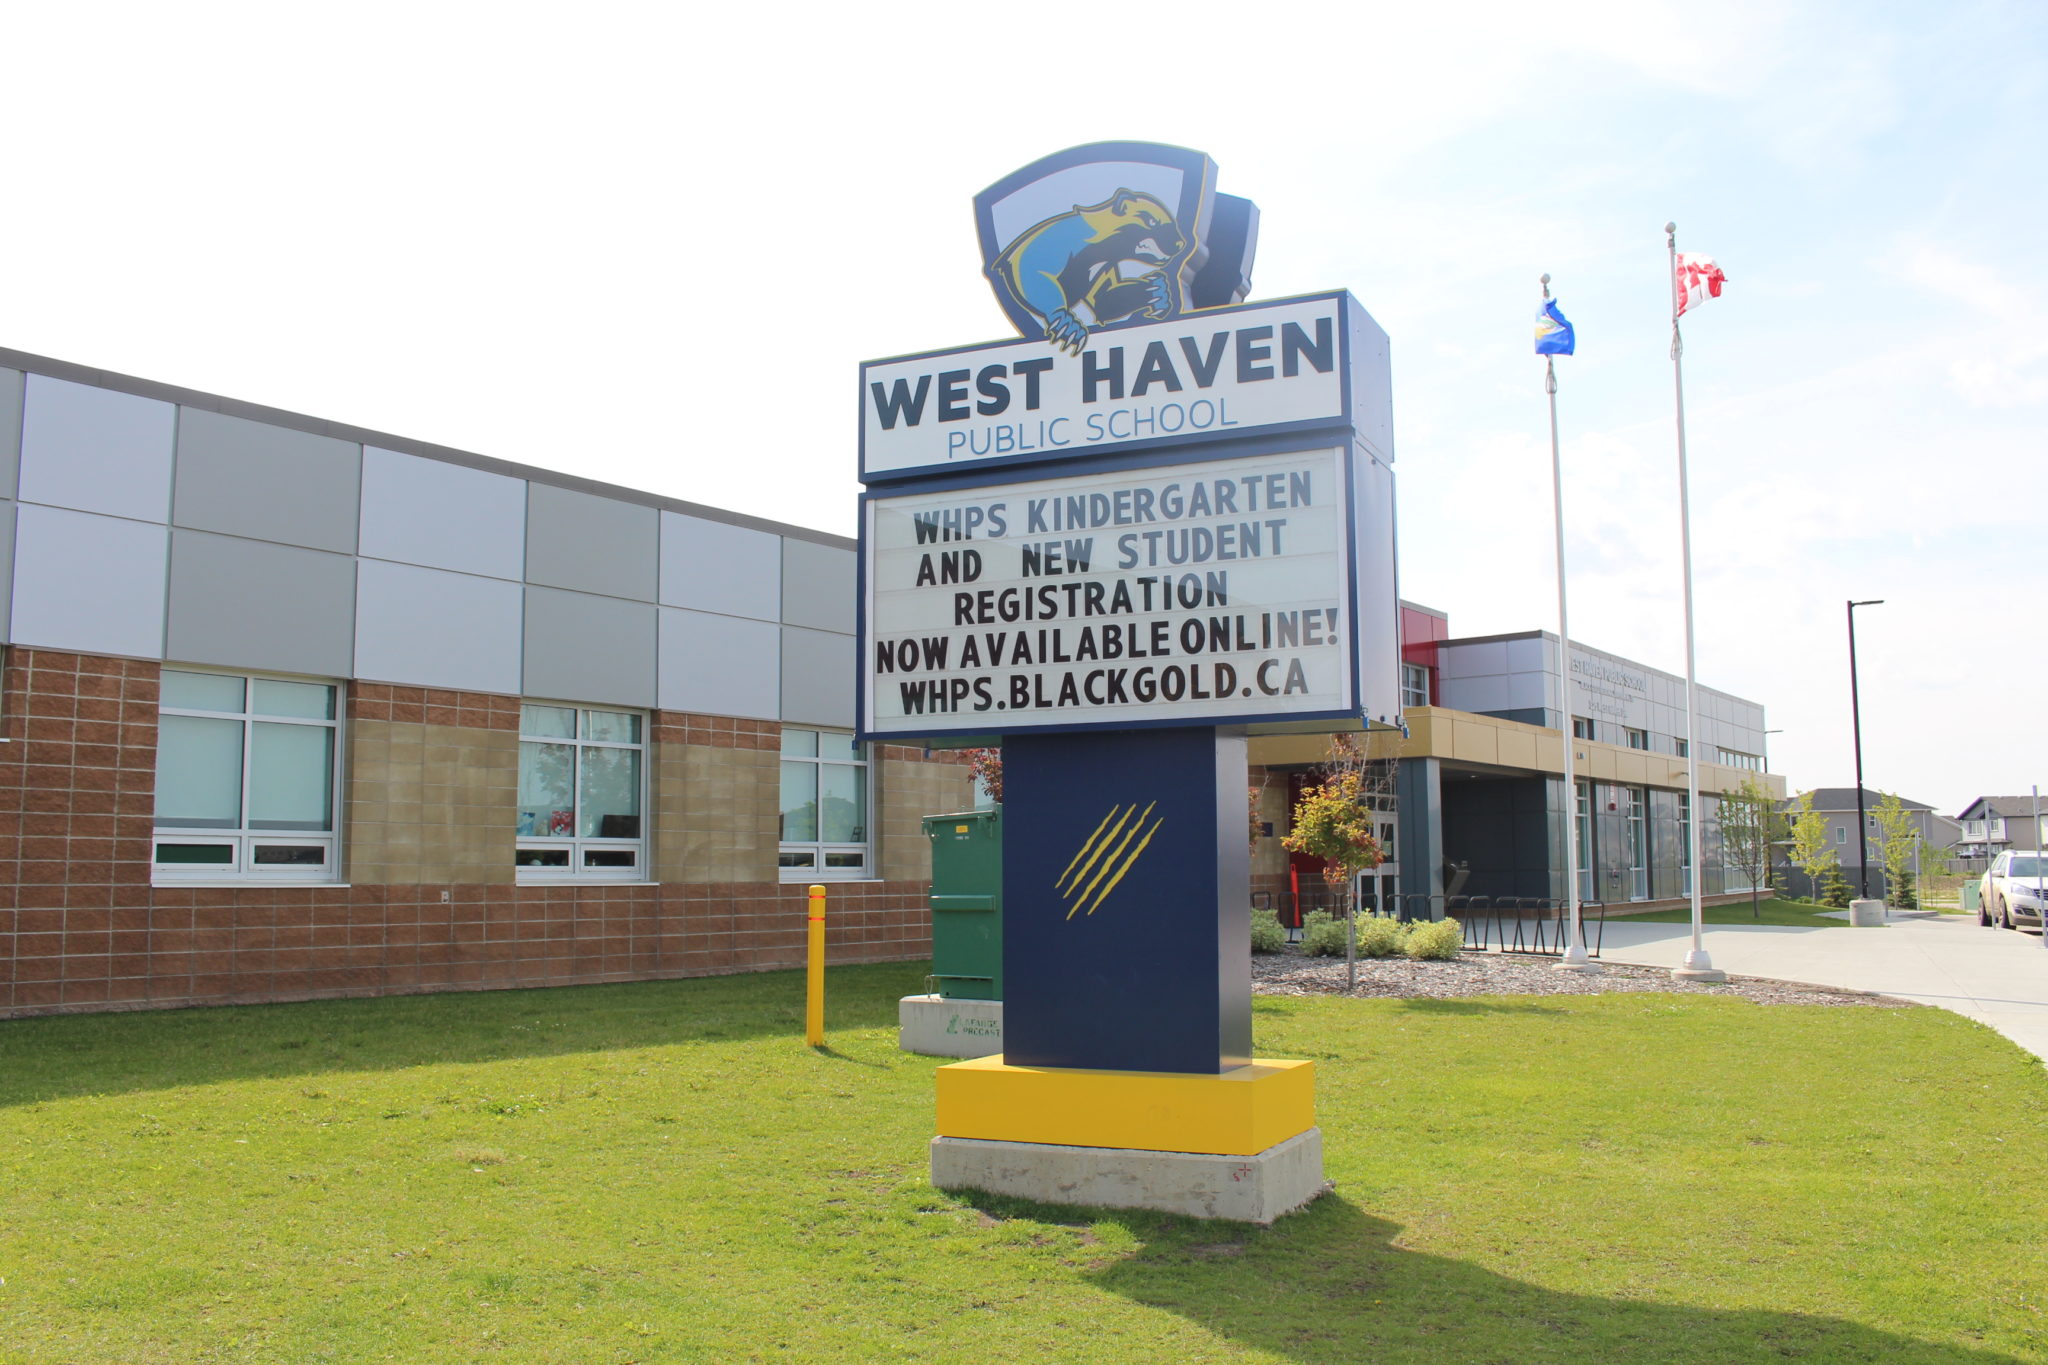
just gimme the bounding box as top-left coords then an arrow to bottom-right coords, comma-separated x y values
4,965 -> 2047,1363
1609,895 -> 1853,927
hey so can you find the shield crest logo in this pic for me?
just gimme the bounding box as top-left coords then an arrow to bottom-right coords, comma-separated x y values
974,141 -> 1259,354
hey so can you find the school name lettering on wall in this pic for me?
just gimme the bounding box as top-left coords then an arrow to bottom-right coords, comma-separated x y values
1571,653 -> 1651,720
860,296 -> 1347,480
863,448 -> 1351,734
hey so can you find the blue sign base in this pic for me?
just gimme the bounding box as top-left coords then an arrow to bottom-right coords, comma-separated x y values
1000,727 -> 1251,1074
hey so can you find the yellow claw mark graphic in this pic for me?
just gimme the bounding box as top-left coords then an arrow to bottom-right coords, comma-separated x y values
1081,815 -> 1163,917
1056,804 -> 1126,894
1064,801 -> 1159,919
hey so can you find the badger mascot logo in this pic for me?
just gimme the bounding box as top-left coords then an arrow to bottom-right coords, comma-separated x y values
975,142 -> 1260,356
991,190 -> 1188,355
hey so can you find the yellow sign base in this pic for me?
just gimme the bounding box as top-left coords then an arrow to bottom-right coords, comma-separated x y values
935,1055 -> 1314,1156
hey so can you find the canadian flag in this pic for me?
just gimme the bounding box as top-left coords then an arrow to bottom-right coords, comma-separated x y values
1674,253 -> 1727,316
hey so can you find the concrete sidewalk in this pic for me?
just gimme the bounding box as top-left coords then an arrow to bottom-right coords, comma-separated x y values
1593,914 -> 2048,1064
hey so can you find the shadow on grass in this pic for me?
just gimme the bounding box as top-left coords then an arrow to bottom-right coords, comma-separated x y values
1384,997 -> 1574,1017
967,1192 -> 2013,1364
0,961 -> 930,1107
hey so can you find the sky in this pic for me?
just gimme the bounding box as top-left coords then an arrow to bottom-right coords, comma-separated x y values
2,1 -> 2041,818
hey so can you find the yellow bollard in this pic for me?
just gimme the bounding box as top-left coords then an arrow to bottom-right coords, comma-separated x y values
806,883 -> 826,1046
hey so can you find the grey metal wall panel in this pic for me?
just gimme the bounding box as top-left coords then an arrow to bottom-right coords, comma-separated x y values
166,530 -> 356,677
657,606 -> 779,719
359,445 -> 526,580
780,625 -> 854,727
525,484 -> 657,601
0,369 -> 21,498
781,538 -> 856,633
524,585 -> 655,707
355,559 -> 524,694
0,500 -> 15,641
18,374 -> 175,522
10,503 -> 167,659
173,408 -> 361,553
659,510 -> 780,621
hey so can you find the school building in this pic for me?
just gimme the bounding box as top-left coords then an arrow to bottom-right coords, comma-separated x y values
0,349 -> 1781,1019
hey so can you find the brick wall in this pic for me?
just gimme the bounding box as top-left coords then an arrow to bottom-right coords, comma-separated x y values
0,649 -> 942,1019
651,713 -> 780,884
347,685 -> 522,885
877,743 -> 977,882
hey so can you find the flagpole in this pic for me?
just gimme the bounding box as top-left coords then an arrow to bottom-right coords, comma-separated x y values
1668,222 -> 1726,983
1544,273 -> 1594,973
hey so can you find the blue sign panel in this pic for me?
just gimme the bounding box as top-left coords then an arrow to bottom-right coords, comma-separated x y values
1001,726 -> 1251,1074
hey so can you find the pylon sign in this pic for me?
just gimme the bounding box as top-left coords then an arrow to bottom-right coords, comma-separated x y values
858,142 -> 1398,1222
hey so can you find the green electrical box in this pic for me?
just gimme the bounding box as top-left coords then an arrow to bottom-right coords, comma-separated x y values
924,808 -> 1002,1001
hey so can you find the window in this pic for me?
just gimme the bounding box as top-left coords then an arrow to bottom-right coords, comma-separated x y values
1574,780 -> 1593,904
1572,717 -> 1594,741
1716,747 -> 1761,772
516,704 -> 645,879
1624,727 -> 1648,750
1678,791 -> 1693,895
1834,826 -> 1847,844
1625,786 -> 1648,900
154,670 -> 340,880
1400,663 -> 1430,710
780,729 -> 870,879
1675,739 -> 1688,758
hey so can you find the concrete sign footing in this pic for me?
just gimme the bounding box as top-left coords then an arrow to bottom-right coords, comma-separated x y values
931,1128 -> 1329,1226
899,994 -> 1004,1058
1849,898 -> 1887,927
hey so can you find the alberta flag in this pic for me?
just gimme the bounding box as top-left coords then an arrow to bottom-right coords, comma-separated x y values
1535,298 -> 1575,355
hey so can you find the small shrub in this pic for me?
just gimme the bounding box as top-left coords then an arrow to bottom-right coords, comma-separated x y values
1353,914 -> 1407,958
1404,917 -> 1464,961
1301,910 -> 1350,957
1820,866 -> 1852,909
1249,907 -> 1287,954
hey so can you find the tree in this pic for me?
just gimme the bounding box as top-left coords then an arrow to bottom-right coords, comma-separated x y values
1718,776 -> 1783,919
1784,791 -> 1839,905
961,747 -> 1002,804
1872,791 -> 1924,909
1820,864 -> 1852,908
1282,733 -> 1396,989
1282,770 -> 1385,889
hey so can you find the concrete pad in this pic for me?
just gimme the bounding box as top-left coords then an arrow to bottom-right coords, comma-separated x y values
931,1128 -> 1329,1225
1596,916 -> 2048,1064
899,994 -> 1003,1059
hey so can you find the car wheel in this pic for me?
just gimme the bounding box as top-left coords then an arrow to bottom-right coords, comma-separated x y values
2001,899 -> 2014,930
1980,903 -> 1994,927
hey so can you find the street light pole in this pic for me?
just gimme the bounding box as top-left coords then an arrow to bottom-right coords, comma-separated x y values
1848,599 -> 1884,901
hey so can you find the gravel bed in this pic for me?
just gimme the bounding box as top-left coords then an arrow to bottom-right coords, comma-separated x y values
1251,947 -> 1915,1007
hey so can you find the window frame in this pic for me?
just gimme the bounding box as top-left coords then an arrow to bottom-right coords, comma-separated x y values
1678,790 -> 1694,894
152,667 -> 344,884
778,727 -> 873,881
514,702 -> 649,882
1574,779 -> 1594,904
1625,785 -> 1649,901
1400,662 -> 1430,710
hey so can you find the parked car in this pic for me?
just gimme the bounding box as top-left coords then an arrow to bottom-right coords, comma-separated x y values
1979,851 -> 2048,931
